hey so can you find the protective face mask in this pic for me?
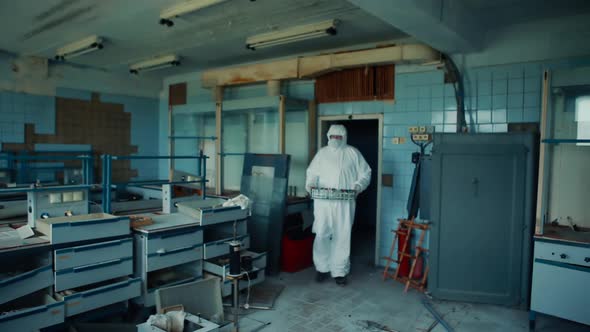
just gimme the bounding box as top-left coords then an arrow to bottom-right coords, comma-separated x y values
328,139 -> 344,149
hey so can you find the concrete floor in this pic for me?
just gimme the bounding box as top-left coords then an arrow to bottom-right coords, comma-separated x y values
235,237 -> 589,332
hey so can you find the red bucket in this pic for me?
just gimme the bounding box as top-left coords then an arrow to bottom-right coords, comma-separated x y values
281,233 -> 314,273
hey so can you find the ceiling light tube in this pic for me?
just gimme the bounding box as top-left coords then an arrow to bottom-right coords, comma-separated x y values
246,19 -> 338,50
55,35 -> 104,61
129,55 -> 181,74
160,0 -> 229,27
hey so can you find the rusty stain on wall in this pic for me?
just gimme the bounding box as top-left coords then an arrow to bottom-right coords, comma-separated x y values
2,94 -> 138,182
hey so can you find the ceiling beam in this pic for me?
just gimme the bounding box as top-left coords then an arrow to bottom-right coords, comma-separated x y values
347,0 -> 483,53
201,44 -> 440,88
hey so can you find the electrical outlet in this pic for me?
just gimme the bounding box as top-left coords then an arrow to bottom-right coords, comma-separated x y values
409,126 -> 419,133
399,137 -> 406,144
392,137 -> 400,144
419,126 -> 426,133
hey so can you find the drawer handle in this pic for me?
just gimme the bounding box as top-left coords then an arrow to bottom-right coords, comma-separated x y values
159,230 -> 200,239
0,265 -> 51,286
560,254 -> 568,259
0,301 -> 62,322
73,239 -> 131,252
56,218 -> 124,227
83,280 -> 133,297
74,259 -> 122,273
585,257 -> 590,263
158,245 -> 200,256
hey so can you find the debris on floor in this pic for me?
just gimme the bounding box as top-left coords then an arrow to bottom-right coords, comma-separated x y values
354,319 -> 400,332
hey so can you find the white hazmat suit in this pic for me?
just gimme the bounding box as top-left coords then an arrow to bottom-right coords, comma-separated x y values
306,125 -> 371,278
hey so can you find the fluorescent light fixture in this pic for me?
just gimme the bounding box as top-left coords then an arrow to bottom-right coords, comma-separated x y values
55,35 -> 104,61
246,19 -> 338,50
129,55 -> 181,74
160,0 -> 229,27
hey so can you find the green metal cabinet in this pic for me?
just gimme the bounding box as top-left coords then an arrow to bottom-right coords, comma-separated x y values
429,133 -> 537,307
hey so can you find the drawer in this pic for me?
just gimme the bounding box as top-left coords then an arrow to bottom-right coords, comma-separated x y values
220,268 -> 266,297
36,213 -> 130,245
531,259 -> 590,325
177,199 -> 249,226
204,234 -> 250,260
0,259 -> 53,305
0,292 -> 64,332
204,250 -> 266,282
55,237 -> 133,271
534,240 -> 590,267
55,256 -> 133,292
142,261 -> 204,307
147,244 -> 203,272
58,277 -> 141,317
146,228 -> 203,255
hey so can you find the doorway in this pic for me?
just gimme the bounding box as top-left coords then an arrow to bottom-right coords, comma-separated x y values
319,114 -> 383,266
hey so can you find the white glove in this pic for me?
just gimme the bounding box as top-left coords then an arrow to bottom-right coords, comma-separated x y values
354,184 -> 362,197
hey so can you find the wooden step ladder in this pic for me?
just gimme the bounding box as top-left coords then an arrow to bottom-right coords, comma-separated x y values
382,218 -> 430,292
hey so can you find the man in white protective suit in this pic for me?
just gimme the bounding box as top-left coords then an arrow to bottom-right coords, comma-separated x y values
305,124 -> 371,286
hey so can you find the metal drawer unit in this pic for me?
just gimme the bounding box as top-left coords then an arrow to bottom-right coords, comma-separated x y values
204,235 -> 250,260
133,213 -> 205,307
203,250 -> 267,282
55,256 -> 133,292
177,198 -> 249,226
0,252 -> 53,305
530,237 -> 590,328
534,240 -> 590,267
203,219 -> 249,260
0,291 -> 65,331
56,277 -> 141,317
144,261 -> 204,307
36,213 -> 130,245
54,237 -> 133,270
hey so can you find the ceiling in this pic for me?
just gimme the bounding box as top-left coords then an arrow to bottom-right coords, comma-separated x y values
460,0 -> 590,26
0,0 -> 407,78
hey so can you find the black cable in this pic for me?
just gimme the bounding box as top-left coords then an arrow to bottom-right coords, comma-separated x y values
442,55 -> 466,132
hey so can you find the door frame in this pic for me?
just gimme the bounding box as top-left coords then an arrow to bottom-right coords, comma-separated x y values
318,114 -> 383,266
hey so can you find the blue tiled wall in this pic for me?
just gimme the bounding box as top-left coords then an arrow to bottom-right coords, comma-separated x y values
0,89 -> 159,180
0,91 -> 55,143
319,63 -> 544,264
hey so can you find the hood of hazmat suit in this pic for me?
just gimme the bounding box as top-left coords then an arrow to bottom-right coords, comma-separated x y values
305,124 -> 371,277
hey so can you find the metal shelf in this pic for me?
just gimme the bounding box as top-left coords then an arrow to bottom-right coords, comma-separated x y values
541,139 -> 590,144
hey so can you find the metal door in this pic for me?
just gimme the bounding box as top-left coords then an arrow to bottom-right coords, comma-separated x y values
430,143 -> 526,305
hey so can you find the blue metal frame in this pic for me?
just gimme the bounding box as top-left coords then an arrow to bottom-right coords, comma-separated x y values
101,152 -> 208,213
0,153 -> 94,185
169,136 -> 217,140
541,138 -> 590,144
0,184 -> 92,194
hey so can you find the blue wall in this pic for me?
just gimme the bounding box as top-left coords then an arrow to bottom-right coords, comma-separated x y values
319,63 -> 544,261
0,88 -> 159,180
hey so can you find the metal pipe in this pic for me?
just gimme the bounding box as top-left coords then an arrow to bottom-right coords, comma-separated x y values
422,300 -> 454,332
168,136 -> 218,140
112,155 -> 206,160
233,278 -> 240,332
